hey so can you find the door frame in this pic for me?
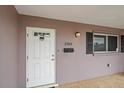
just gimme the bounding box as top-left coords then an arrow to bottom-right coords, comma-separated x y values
26,27 -> 57,88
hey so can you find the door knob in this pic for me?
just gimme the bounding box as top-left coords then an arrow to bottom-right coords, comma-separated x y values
51,59 -> 55,61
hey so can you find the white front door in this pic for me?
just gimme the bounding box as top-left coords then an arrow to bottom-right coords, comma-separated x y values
26,27 -> 56,88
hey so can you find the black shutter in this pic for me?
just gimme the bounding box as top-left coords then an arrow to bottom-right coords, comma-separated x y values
86,32 -> 93,54
121,35 -> 124,52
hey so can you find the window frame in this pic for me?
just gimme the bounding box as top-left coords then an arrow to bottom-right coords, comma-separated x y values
93,33 -> 119,54
121,35 -> 124,52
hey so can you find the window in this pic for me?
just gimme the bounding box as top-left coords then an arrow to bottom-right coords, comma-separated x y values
108,36 -> 117,51
93,33 -> 118,53
94,35 -> 106,52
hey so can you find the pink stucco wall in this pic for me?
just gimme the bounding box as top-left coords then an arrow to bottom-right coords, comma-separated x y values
0,6 -> 18,87
18,15 -> 124,87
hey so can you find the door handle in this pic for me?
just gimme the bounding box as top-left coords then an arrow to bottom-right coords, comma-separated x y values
52,55 -> 55,57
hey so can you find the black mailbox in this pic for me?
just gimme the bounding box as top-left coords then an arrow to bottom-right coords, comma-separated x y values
63,48 -> 74,53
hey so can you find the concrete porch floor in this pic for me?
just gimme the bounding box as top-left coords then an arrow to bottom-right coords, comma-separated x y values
57,72 -> 124,88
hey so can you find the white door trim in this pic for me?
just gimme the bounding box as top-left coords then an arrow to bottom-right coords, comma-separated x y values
26,27 -> 57,88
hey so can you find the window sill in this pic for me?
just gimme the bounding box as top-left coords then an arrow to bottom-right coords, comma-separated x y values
94,51 -> 119,54
92,51 -> 124,56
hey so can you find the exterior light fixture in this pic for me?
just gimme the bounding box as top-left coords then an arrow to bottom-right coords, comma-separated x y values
75,32 -> 81,38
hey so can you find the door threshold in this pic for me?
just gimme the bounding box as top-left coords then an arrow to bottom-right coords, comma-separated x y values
32,83 -> 58,88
